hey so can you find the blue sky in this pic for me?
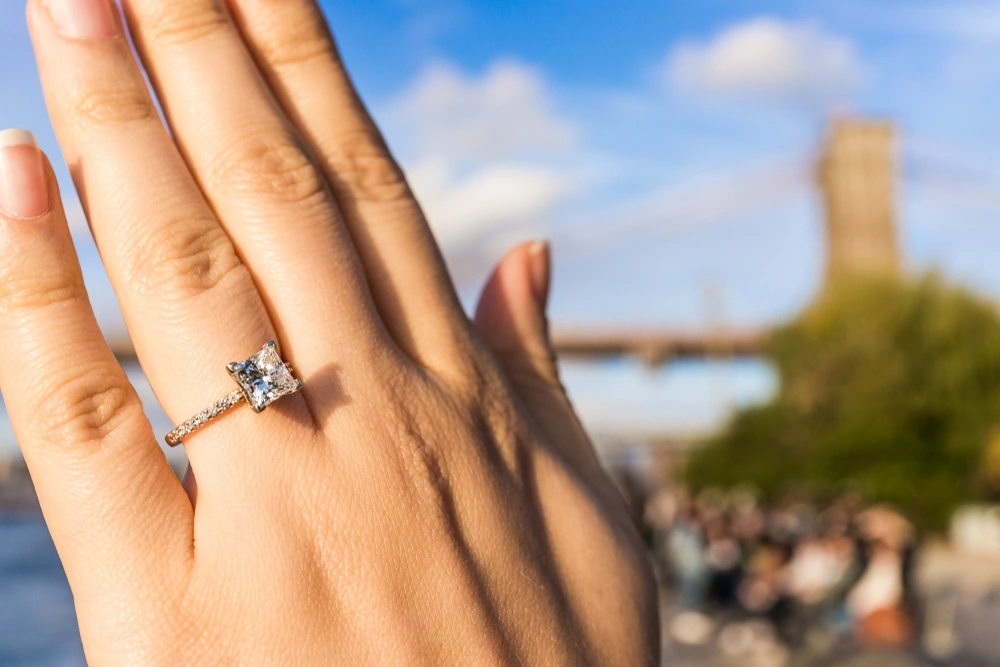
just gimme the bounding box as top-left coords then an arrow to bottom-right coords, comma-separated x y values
3,0 -> 1000,449
325,0 -> 1000,325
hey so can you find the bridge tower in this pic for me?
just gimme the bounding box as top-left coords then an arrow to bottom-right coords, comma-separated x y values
817,119 -> 901,288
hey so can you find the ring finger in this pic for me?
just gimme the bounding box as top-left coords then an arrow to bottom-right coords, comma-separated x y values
27,0 -> 312,481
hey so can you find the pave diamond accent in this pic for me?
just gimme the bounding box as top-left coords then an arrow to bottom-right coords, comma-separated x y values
227,341 -> 302,413
165,390 -> 245,446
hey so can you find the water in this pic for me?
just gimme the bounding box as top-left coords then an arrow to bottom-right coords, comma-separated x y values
0,518 -> 84,667
0,360 -> 180,666
0,362 -> 180,665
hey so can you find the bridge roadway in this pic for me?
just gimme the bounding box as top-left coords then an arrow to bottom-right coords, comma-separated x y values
552,328 -> 768,365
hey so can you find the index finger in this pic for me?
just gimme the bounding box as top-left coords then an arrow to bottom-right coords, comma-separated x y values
0,130 -> 192,641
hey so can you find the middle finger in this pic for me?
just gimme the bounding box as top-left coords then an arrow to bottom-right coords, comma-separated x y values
120,0 -> 389,375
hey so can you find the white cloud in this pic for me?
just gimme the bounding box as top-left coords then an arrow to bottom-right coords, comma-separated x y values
386,60 -> 583,248
666,18 -> 862,107
392,60 -> 577,161
406,156 -> 575,247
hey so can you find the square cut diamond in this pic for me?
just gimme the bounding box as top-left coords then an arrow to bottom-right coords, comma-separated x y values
227,341 -> 302,413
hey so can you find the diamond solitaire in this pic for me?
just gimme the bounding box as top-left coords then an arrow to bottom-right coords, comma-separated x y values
165,341 -> 303,446
228,341 -> 302,413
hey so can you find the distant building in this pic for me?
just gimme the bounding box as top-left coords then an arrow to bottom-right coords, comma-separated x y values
818,119 -> 901,288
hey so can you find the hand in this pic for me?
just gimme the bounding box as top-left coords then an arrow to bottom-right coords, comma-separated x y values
2,0 -> 658,664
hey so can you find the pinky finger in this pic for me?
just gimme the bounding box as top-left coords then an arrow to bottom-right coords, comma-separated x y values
0,130 -> 191,633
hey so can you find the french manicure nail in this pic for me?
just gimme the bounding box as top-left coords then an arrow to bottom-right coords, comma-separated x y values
45,0 -> 119,39
0,130 -> 50,219
528,240 -> 551,310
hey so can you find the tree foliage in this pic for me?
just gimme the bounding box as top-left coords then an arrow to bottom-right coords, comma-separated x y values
687,275 -> 1000,529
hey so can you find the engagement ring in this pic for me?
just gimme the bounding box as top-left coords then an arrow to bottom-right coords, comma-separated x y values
165,341 -> 302,446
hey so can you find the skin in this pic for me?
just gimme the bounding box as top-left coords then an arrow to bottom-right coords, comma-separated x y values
2,0 -> 659,664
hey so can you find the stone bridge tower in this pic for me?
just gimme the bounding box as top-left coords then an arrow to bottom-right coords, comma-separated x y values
817,119 -> 901,288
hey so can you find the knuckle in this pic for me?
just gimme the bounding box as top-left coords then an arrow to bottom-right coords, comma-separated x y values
0,263 -> 83,316
266,30 -> 335,70
433,356 -> 526,461
372,369 -> 451,497
450,358 -> 509,417
258,1 -> 337,70
143,1 -> 229,46
427,334 -> 497,396
35,370 -> 143,450
388,403 -> 449,500
322,128 -> 410,204
70,85 -> 154,127
209,134 -> 327,207
121,214 -> 246,301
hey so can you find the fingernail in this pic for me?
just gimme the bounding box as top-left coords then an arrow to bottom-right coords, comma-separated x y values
528,240 -> 551,310
45,0 -> 119,39
0,130 -> 49,219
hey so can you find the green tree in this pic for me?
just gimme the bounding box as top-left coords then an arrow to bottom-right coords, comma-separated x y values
687,275 -> 1000,529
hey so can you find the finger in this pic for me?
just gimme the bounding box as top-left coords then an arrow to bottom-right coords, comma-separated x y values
226,0 -> 470,370
27,0 -> 311,480
0,130 -> 191,622
474,242 -> 604,475
118,0 -> 390,377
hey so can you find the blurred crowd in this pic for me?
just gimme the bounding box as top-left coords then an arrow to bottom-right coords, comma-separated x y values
641,486 -> 919,661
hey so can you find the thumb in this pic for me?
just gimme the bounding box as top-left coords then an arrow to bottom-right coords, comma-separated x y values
474,242 -> 602,473
474,241 -> 558,389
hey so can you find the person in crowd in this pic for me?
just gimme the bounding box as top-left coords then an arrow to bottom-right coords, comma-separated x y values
848,506 -> 916,647
645,486 -> 917,655
704,514 -> 742,608
666,499 -> 710,612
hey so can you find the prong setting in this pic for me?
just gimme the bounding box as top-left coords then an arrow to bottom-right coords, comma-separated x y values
227,341 -> 302,414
